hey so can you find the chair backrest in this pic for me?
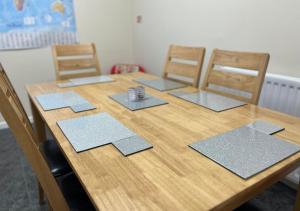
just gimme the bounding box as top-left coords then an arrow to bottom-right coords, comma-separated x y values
0,65 -> 27,117
0,64 -> 69,211
52,43 -> 101,80
202,49 -> 270,105
163,45 -> 206,87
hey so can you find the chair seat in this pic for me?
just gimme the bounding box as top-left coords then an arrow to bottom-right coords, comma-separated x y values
57,173 -> 95,211
40,139 -> 72,177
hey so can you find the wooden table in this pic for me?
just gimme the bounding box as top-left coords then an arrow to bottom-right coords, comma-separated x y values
26,72 -> 300,211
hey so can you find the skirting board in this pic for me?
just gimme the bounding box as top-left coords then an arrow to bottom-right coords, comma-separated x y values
0,116 -> 33,130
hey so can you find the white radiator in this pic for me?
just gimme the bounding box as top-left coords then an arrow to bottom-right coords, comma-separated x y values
259,73 -> 300,117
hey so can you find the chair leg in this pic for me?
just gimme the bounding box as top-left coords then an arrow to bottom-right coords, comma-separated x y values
38,182 -> 45,204
294,177 -> 300,211
48,204 -> 54,211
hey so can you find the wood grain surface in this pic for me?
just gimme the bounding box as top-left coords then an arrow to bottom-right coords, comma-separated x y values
27,72 -> 300,211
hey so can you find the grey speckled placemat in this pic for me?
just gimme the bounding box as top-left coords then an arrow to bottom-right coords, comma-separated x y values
170,91 -> 246,112
134,78 -> 187,91
247,120 -> 284,135
189,126 -> 300,179
57,113 -> 136,152
57,75 -> 114,88
113,136 -> 153,156
71,103 -> 96,113
110,93 -> 168,111
36,91 -> 95,113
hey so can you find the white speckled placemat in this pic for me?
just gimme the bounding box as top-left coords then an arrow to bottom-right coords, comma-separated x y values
113,136 -> 153,156
247,120 -> 284,135
36,91 -> 95,112
110,93 -> 168,111
134,78 -> 187,91
71,103 -> 96,113
169,91 -> 246,112
189,126 -> 300,179
57,113 -> 136,152
57,76 -> 114,88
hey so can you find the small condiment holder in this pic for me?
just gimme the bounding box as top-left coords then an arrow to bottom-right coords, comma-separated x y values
128,86 -> 145,102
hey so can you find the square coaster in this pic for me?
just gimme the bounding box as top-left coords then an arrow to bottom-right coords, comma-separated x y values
247,120 -> 285,135
36,91 -> 92,111
134,78 -> 187,91
71,103 -> 96,113
110,93 -> 168,111
173,91 -> 246,112
57,113 -> 136,152
112,136 -> 153,156
168,90 -> 190,97
189,126 -> 300,179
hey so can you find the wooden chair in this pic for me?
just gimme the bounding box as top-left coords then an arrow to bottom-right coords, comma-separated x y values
0,64 -> 94,211
1,63 -> 72,199
202,49 -> 270,105
52,43 -> 101,80
163,45 -> 206,87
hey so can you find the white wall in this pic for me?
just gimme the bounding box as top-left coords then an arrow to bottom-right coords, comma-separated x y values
0,0 -> 134,122
133,0 -> 300,79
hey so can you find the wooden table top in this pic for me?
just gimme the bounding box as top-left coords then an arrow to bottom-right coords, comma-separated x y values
26,72 -> 300,211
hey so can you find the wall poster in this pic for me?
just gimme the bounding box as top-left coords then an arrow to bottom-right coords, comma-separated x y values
0,0 -> 78,50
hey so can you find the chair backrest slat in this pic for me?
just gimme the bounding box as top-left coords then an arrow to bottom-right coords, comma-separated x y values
207,70 -> 257,93
0,64 -> 69,211
52,43 -> 101,80
163,45 -> 205,87
202,49 -> 270,105
0,67 -> 27,117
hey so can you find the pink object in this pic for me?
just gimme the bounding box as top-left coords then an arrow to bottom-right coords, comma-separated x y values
111,64 -> 145,74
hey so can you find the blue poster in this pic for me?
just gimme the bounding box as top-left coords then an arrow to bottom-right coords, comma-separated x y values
0,0 -> 78,49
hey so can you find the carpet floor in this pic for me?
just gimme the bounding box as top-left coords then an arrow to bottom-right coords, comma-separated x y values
0,128 -> 297,211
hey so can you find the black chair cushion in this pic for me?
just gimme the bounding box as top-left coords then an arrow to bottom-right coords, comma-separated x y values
57,173 -> 95,211
40,139 -> 72,177
235,202 -> 263,211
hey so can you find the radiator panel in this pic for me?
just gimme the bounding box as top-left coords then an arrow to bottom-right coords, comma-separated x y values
259,74 -> 300,117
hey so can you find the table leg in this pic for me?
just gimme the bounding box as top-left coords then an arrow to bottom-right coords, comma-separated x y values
30,98 -> 46,204
30,98 -> 46,145
295,180 -> 300,211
